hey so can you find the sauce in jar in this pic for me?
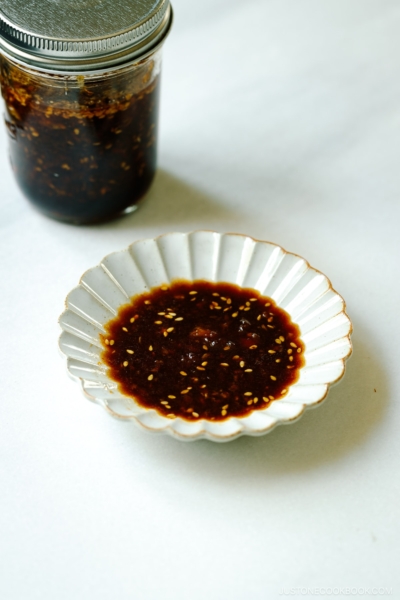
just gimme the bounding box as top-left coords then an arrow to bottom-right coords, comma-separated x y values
1,55 -> 160,224
0,0 -> 172,224
101,281 -> 305,421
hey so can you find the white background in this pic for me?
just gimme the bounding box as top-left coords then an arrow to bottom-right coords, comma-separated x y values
0,1 -> 399,598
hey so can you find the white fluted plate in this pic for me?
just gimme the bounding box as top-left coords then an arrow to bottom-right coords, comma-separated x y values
59,231 -> 352,442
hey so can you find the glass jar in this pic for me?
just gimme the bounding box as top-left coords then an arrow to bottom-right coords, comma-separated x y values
0,0 -> 172,224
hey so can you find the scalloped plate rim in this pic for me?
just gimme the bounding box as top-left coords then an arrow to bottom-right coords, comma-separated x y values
58,231 -> 353,442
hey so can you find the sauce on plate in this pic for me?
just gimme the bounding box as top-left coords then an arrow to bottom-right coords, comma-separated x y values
101,281 -> 305,421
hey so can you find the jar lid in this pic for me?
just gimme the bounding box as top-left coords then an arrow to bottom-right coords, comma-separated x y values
0,0 -> 172,72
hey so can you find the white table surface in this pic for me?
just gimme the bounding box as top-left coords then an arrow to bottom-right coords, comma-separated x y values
1,1 -> 399,598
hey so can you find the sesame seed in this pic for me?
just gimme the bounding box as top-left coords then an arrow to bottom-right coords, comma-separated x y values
263,397 -> 269,402
167,327 -> 174,333
269,395 -> 275,400
257,315 -> 262,321
149,345 -> 153,351
168,395 -> 176,399
167,414 -> 175,418
232,312 -> 239,318
201,361 -> 208,366
203,345 -> 208,351
268,317 -> 274,322
233,355 -> 240,360
180,371 -> 187,376
165,314 -> 174,319
189,291 -> 197,295
268,350 -> 276,354
123,361 -> 128,367
224,346 -> 230,351
144,300 -> 151,305
253,397 -> 258,403
161,285 -> 168,291
265,302 -> 271,307
130,317 -> 135,323
244,307 -> 251,311
270,375 -> 277,381
197,366 -> 205,371
290,343 -> 297,348
169,313 -> 177,317
126,349 -> 134,354
148,374 -> 154,381
276,359 -> 281,363
246,302 -> 250,307
220,363 -> 229,367
239,305 -> 245,310
201,385 -> 207,389
109,340 -> 115,346
122,327 -> 128,332
161,401 -> 168,405
289,356 -> 293,362
247,400 -> 253,405
240,361 -> 245,368
212,293 -> 219,297
275,338 -> 282,344
280,336 -> 285,342
105,339 -> 109,345
158,312 -> 165,316
192,412 -> 199,418
250,345 -> 258,349
281,389 -> 287,394
250,298 -> 257,302
244,392 -> 252,396
221,410 -> 227,417
222,404 -> 229,409
163,332 -> 168,337
288,349 -> 293,354
175,317 -> 184,321
181,389 -> 189,394
297,348 -> 302,353
245,369 -> 253,373
226,298 -> 232,305
155,321 -> 162,325
267,325 -> 275,329
221,297 -> 227,301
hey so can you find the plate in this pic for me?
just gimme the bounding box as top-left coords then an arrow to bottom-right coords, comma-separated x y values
59,231 -> 352,442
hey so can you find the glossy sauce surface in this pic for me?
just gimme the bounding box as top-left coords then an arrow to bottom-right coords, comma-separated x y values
101,281 -> 305,421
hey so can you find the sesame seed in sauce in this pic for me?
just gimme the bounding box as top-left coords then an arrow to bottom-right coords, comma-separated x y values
101,281 -> 304,422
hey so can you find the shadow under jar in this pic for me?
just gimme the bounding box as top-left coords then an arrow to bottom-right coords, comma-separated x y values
0,0 -> 172,224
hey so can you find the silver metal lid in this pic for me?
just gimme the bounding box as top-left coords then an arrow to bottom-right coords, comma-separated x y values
0,0 -> 172,72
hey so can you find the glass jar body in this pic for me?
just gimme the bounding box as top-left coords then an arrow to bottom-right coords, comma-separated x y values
0,51 -> 161,224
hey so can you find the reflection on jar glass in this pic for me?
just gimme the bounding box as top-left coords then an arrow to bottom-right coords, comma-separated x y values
0,0 -> 172,224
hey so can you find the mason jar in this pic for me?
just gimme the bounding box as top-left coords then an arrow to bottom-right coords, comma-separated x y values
0,0 -> 172,224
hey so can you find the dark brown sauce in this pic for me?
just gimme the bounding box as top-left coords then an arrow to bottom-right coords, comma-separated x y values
1,55 -> 159,224
101,281 -> 305,421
